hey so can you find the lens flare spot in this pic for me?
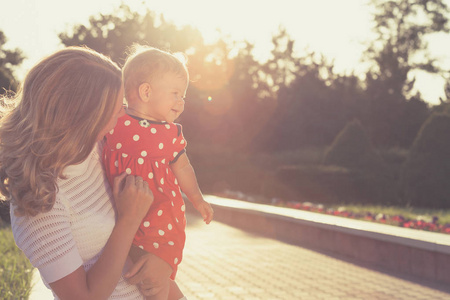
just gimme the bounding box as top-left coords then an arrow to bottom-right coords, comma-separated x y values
208,96 -> 213,101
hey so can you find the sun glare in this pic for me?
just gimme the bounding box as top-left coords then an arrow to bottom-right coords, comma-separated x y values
1,0 -> 448,104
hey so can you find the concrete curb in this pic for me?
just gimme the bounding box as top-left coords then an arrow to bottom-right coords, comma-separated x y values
203,195 -> 450,286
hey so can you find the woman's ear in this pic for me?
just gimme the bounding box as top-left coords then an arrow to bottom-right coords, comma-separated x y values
138,83 -> 151,102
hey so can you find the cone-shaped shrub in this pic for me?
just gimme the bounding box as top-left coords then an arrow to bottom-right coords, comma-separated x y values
323,120 -> 398,205
323,119 -> 383,170
401,113 -> 450,208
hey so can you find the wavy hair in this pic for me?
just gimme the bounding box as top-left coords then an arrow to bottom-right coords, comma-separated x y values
0,46 -> 122,216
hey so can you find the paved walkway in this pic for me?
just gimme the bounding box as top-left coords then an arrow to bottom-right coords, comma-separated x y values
176,212 -> 450,300
31,211 -> 450,299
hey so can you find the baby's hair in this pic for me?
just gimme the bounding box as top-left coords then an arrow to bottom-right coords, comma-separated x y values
122,44 -> 188,102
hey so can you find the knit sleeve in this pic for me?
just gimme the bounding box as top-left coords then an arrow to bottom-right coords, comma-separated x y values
10,195 -> 83,283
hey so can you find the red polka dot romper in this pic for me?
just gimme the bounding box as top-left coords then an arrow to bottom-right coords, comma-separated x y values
103,114 -> 187,279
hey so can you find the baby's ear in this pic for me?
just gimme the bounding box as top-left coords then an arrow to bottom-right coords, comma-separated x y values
138,83 -> 151,102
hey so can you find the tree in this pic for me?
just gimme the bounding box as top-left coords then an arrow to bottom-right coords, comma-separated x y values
362,0 -> 448,147
59,4 -> 204,65
256,28 -> 366,151
0,30 -> 24,93
59,5 -> 273,151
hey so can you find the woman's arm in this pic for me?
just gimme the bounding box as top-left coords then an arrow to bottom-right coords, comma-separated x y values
49,174 -> 153,300
170,153 -> 213,224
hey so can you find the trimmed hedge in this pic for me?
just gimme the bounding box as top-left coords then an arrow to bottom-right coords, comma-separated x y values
400,113 -> 450,208
323,119 -> 384,171
262,165 -> 398,205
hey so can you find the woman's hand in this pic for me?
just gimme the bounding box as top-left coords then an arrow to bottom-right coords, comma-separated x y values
113,173 -> 153,227
125,252 -> 173,297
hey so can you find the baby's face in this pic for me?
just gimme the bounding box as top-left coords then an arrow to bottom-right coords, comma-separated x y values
146,72 -> 188,123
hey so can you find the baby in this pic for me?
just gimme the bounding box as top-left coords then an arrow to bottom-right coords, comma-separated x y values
103,45 -> 214,300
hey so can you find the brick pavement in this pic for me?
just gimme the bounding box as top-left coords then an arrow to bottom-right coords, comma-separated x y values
30,210 -> 450,300
176,211 -> 450,300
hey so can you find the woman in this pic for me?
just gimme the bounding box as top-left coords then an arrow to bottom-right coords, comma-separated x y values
0,46 -> 156,299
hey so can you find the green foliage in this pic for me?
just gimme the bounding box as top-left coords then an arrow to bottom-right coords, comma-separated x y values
263,164 -> 398,206
190,143 -> 399,206
322,120 -> 398,205
401,113 -> 450,208
0,31 -> 24,93
323,120 -> 382,170
262,165 -> 357,204
59,4 -> 204,64
0,223 -> 33,299
361,0 -> 446,147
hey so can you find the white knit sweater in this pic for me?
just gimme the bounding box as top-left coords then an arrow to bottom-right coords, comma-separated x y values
11,142 -> 143,299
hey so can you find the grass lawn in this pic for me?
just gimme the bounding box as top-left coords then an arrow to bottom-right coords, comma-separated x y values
0,220 -> 33,300
329,204 -> 450,224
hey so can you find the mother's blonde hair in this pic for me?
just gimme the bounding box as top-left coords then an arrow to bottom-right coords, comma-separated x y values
0,46 -> 122,216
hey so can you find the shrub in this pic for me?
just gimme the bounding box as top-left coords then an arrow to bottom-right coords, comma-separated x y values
263,164 -> 398,205
262,165 -> 357,204
400,113 -> 450,208
322,119 -> 399,205
323,119 -> 384,171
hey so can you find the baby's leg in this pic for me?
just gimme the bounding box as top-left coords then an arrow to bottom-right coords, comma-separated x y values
168,280 -> 185,300
129,245 -> 172,300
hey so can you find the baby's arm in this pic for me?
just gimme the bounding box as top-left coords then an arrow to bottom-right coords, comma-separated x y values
170,153 -> 214,224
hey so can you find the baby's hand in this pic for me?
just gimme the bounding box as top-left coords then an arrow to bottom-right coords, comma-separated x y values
194,199 -> 214,224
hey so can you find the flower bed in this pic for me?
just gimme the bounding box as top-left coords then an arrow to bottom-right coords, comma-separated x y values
216,190 -> 450,235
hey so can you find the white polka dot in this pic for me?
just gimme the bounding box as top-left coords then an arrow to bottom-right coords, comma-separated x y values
161,159 -> 166,164
139,245 -> 144,249
173,138 -> 177,144
151,128 -> 157,134
114,160 -> 118,167
157,210 -> 163,216
148,172 -> 154,179
159,230 -> 165,236
141,151 -> 147,157
109,129 -> 114,135
174,258 -> 178,264
176,218 -> 179,223
168,241 -> 174,246
138,158 -> 144,165
124,120 -> 131,126
155,162 -> 159,168
173,152 -> 178,157
116,143 -> 122,149
171,201 -> 174,206
166,169 -> 169,174
165,124 -> 171,129
122,153 -> 128,158
174,179 -> 178,185
181,205 -> 185,212
133,134 -> 140,141
153,242 -> 159,249
159,143 -> 164,150
126,168 -> 132,174
143,221 -> 150,227
172,191 -> 176,197
160,178 -> 164,185
158,187 -> 163,193
180,140 -> 185,144
168,223 -> 173,230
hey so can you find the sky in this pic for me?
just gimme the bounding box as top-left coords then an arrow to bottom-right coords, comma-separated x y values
1,0 -> 450,104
